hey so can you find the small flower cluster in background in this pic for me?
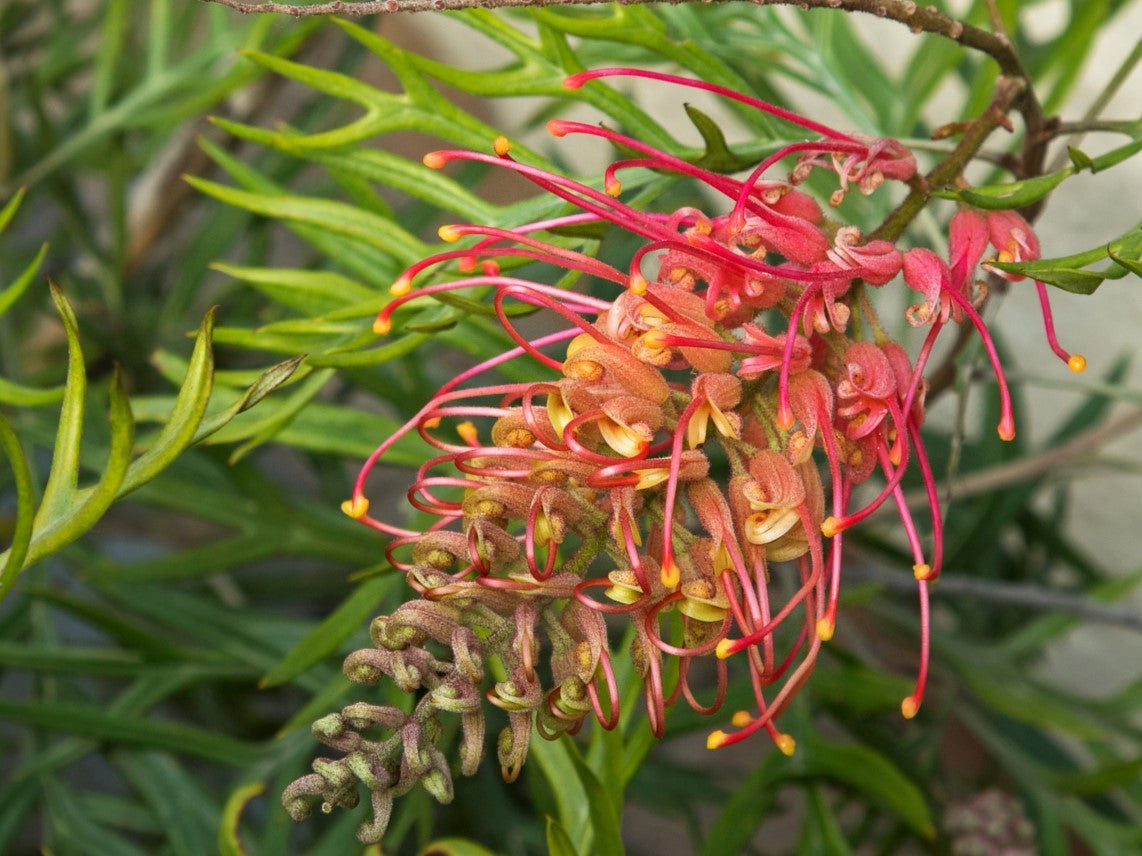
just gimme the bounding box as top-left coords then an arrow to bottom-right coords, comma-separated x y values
286,69 -> 1083,842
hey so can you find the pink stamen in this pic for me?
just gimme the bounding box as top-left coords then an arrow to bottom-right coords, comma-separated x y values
563,68 -> 860,144
941,287 -> 1016,440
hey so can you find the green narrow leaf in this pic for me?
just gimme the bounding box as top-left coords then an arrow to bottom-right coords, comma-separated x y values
226,366 -> 330,462
0,698 -> 264,766
0,242 -> 48,316
794,733 -> 935,839
1068,147 -> 1095,172
562,736 -> 624,856
1050,755 -> 1142,796
0,186 -> 26,232
683,104 -> 759,173
34,284 -> 87,522
545,817 -> 579,856
185,175 -> 427,266
192,354 -> 307,443
119,307 -> 216,494
260,575 -> 396,688
43,778 -> 151,856
0,376 -> 65,407
700,751 -> 786,856
954,168 -> 1072,209
416,838 -> 502,856
117,752 -> 218,856
529,736 -> 589,854
26,365 -> 135,565
0,412 -> 35,600
1107,248 -> 1142,277
209,262 -> 375,314
220,782 -> 265,856
991,224 -> 1142,294
804,785 -> 855,856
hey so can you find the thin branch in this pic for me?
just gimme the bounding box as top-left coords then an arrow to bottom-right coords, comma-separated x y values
846,562 -> 1142,633
199,0 -> 1027,77
904,407 -> 1142,506
871,74 -> 1027,244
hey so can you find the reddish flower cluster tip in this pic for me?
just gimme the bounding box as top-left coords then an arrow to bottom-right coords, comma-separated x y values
305,68 -> 1083,837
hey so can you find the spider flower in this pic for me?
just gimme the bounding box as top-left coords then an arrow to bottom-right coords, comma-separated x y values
290,69 -> 1087,844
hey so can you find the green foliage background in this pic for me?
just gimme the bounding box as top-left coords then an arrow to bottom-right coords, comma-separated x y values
1,1 -> 1141,853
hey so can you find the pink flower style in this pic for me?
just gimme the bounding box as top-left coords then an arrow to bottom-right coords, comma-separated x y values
343,69 -> 1085,760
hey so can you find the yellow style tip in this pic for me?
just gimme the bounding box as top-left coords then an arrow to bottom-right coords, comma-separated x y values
660,559 -> 681,590
629,271 -> 649,296
900,696 -> 919,719
641,328 -> 668,350
372,316 -> 392,336
390,275 -> 412,296
776,407 -> 795,432
816,617 -> 835,642
457,421 -> 479,445
438,224 -> 463,243
776,733 -> 796,756
605,176 -> 622,197
731,710 -> 753,728
341,496 -> 369,519
706,730 -> 729,750
493,135 -> 511,156
913,563 -> 932,581
715,638 -> 736,660
997,416 -> 1016,441
1068,353 -> 1087,373
821,516 -> 841,538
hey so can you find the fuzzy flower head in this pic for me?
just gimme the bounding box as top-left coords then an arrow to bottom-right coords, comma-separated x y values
288,68 -> 1089,843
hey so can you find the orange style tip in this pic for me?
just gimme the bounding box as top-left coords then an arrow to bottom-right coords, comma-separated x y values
438,224 -> 463,243
997,423 -> 1016,441
546,120 -> 569,138
901,696 -> 920,719
913,563 -> 933,581
341,496 -> 369,519
888,447 -> 903,467
660,561 -> 681,589
820,516 -> 842,538
775,734 -> 796,756
390,276 -> 412,296
706,730 -> 729,750
423,416 -> 442,430
1068,353 -> 1087,373
457,421 -> 479,444
715,638 -> 736,660
776,407 -> 795,432
493,135 -> 511,156
816,617 -> 835,642
562,75 -> 584,90
731,710 -> 754,728
482,260 -> 501,277
422,152 -> 448,169
629,273 -> 649,296
372,316 -> 392,336
605,177 -> 622,197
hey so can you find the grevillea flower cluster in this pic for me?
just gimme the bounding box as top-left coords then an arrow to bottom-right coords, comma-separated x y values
284,69 -> 1084,842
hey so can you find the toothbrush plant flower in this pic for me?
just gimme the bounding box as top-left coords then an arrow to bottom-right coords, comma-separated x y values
287,68 -> 1089,844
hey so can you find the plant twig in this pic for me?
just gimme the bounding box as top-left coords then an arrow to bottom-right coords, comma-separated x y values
846,561 -> 1142,633
199,0 -> 1027,77
904,407 -> 1142,506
